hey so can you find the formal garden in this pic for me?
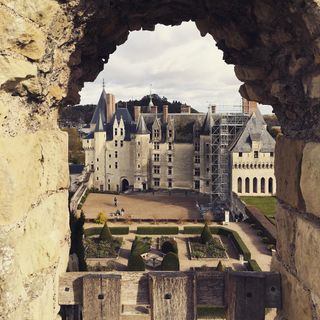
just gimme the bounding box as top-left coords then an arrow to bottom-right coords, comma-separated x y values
188,223 -> 228,259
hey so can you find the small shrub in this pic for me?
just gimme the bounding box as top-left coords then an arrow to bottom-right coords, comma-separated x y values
216,261 -> 226,272
95,212 -> 107,224
200,223 -> 213,244
99,223 -> 113,242
161,252 -> 180,271
161,240 -> 178,255
127,253 -> 146,271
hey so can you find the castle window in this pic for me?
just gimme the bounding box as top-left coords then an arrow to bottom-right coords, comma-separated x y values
206,168 -> 210,173
108,184 -> 111,191
168,130 -> 173,138
115,151 -> 118,158
120,141 -> 123,147
254,151 -> 259,158
239,152 -> 243,157
97,158 -> 99,162
168,154 -> 172,162
266,164 -> 269,169
194,168 -> 200,176
194,143 -> 200,152
245,178 -> 250,193
109,165 -> 111,169
109,154 -> 111,158
97,167 -> 99,171
153,166 -> 160,174
261,178 -> 265,193
268,178 -> 273,194
206,181 -> 209,186
138,177 -> 140,181
168,142 -> 172,150
115,128 -> 118,135
115,140 -> 118,147
120,128 -> 124,136
270,152 -> 274,157
154,129 -> 160,138
234,164 -> 238,169
168,179 -> 172,188
195,155 -> 200,163
238,178 -> 242,193
138,153 -> 140,158
154,154 -> 160,162
253,178 -> 258,193
154,178 -> 160,187
115,162 -> 118,169
154,142 -> 159,150
87,140 -> 89,143
91,165 -> 94,171
138,141 -> 140,145
138,164 -> 140,168
194,180 -> 200,189
168,167 -> 172,175
97,177 -> 99,180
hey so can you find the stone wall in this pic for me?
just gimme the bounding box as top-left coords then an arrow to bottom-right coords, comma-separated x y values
2,0 -> 320,319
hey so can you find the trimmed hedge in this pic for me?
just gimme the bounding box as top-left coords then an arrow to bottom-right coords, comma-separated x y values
200,223 -> 213,244
84,227 -> 129,237
127,253 -> 146,271
161,252 -> 180,271
248,259 -> 262,271
136,226 -> 179,235
99,223 -> 113,242
183,226 -> 251,261
161,240 -> 178,255
131,237 -> 151,255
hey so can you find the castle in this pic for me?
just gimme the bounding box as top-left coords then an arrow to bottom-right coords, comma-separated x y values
83,89 -> 276,199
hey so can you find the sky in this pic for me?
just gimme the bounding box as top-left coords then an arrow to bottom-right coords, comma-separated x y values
80,22 -> 273,114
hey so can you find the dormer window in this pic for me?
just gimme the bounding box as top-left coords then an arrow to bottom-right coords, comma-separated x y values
120,128 -> 124,136
115,140 -> 118,147
115,128 -> 118,135
154,142 -> 159,150
254,151 -> 259,158
154,129 -> 160,138
168,130 -> 173,138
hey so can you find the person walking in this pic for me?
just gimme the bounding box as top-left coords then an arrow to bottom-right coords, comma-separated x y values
114,196 -> 117,207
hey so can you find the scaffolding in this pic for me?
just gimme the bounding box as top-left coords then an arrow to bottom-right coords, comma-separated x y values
209,110 -> 248,218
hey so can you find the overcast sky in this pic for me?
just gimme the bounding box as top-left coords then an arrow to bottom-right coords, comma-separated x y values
80,22 -> 273,114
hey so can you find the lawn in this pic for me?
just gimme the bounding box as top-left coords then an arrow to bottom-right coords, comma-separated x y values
240,196 -> 277,224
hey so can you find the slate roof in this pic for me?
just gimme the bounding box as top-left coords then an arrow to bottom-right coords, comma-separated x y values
94,111 -> 105,132
90,89 -> 107,126
136,115 -> 150,134
230,107 -> 275,153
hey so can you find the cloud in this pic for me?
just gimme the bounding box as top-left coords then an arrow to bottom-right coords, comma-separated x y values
80,22 -> 273,114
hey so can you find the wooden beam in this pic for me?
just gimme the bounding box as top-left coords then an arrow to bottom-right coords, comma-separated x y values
226,272 -> 265,320
149,272 -> 196,320
82,274 -> 121,320
59,271 -> 281,312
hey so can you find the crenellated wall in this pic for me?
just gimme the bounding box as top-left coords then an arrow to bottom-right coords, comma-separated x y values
1,0 -> 320,319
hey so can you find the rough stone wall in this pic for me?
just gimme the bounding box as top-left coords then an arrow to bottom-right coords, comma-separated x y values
2,0 -> 320,319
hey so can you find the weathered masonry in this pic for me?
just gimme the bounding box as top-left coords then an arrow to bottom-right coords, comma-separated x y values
59,271 -> 281,320
1,1 -> 320,319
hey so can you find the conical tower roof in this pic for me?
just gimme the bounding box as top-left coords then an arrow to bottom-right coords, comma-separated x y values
95,110 -> 105,132
136,115 -> 150,134
90,89 -> 107,126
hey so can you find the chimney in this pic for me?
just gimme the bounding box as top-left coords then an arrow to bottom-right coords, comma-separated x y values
163,105 -> 168,123
106,93 -> 116,122
242,98 -> 257,115
151,106 -> 158,114
181,104 -> 191,114
134,106 -> 141,122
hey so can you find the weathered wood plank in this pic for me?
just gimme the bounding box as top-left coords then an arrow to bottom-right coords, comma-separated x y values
149,272 -> 196,320
82,274 -> 121,320
59,271 -> 281,310
226,272 -> 265,320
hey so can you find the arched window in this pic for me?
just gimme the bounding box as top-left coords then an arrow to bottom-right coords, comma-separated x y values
270,164 -> 273,169
237,177 -> 242,193
250,164 -> 253,169
261,178 -> 265,193
253,177 -> 258,193
258,164 -> 261,169
268,178 -> 273,194
235,164 -> 238,169
242,164 -> 245,169
262,164 -> 265,169
245,178 -> 250,193
246,164 -> 249,169
266,164 -> 269,169
254,164 -> 257,169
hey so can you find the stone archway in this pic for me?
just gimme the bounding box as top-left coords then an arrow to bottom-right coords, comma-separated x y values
121,178 -> 129,193
1,1 -> 320,319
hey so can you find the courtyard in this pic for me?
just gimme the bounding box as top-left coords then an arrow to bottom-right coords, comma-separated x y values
81,190 -> 202,221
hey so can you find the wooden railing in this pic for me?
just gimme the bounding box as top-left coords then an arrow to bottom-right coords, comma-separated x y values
59,271 -> 281,320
